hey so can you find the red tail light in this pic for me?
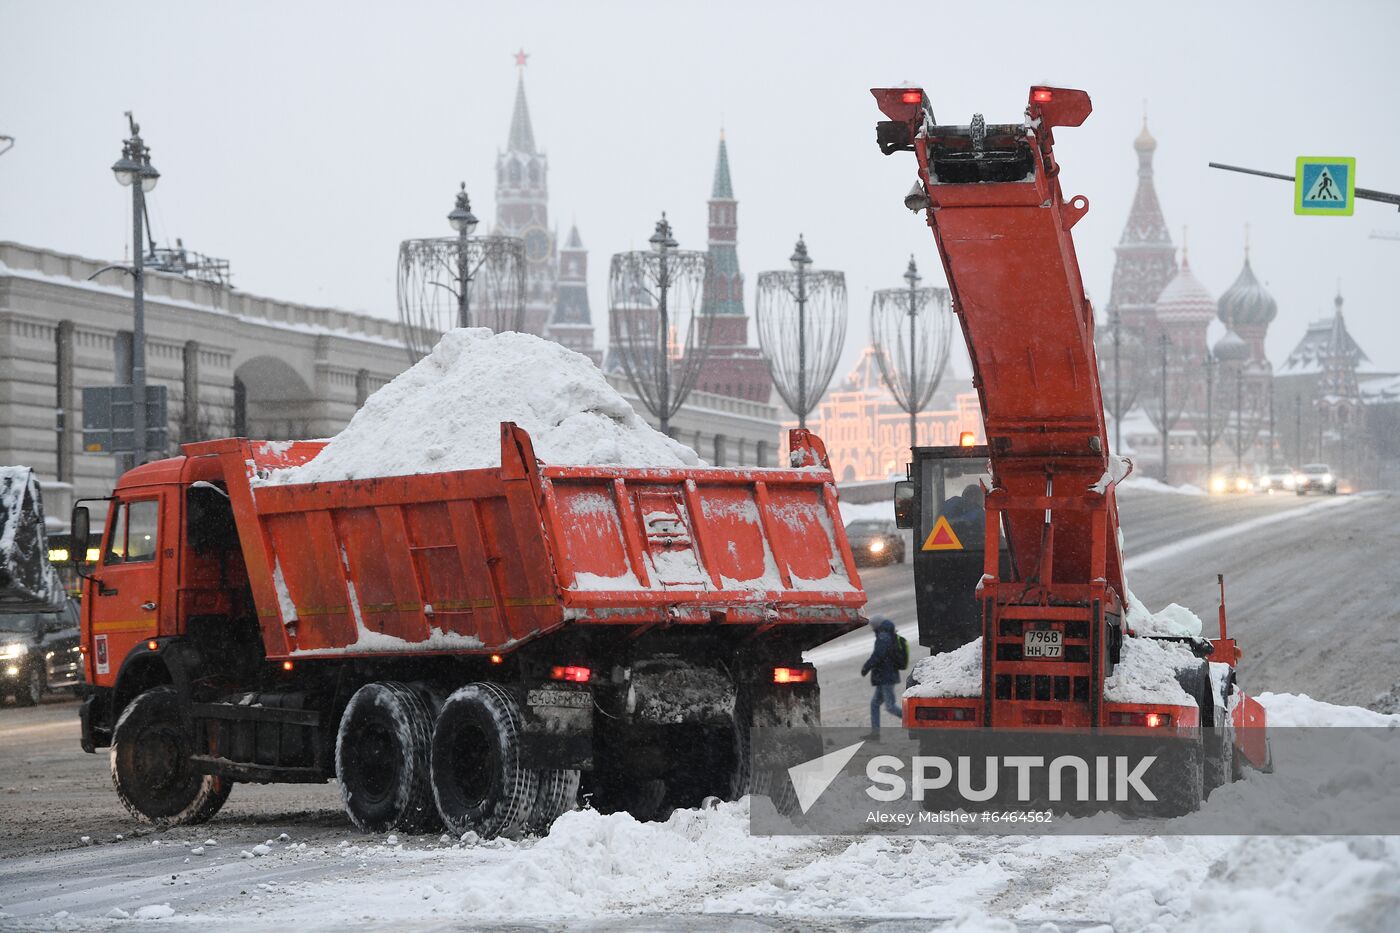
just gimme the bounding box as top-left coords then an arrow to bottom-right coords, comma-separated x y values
1032,88 -> 1054,102
551,665 -> 592,683
1108,711 -> 1171,727
773,666 -> 814,684
900,90 -> 922,104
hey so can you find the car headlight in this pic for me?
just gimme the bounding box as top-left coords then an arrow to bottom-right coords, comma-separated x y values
869,540 -> 886,554
1210,476 -> 1227,494
1322,474 -> 1333,485
0,643 -> 28,660
1235,477 -> 1251,492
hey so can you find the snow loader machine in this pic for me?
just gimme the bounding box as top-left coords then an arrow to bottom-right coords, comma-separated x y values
872,85 -> 1269,810
69,426 -> 865,836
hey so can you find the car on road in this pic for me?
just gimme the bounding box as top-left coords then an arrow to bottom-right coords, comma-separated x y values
0,600 -> 83,707
1255,466 -> 1297,495
1295,463 -> 1338,495
845,519 -> 906,565
1210,468 -> 1255,495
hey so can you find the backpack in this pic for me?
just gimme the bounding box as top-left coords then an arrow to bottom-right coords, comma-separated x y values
895,634 -> 910,670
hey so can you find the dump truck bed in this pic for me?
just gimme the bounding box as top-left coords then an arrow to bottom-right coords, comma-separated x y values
187,425 -> 865,659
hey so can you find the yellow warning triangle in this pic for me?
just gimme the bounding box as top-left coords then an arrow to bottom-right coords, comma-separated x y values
922,514 -> 964,551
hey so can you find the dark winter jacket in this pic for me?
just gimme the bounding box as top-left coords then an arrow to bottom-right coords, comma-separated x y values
860,618 -> 901,686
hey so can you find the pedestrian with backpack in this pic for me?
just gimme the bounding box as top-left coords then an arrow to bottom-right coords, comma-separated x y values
861,616 -> 909,734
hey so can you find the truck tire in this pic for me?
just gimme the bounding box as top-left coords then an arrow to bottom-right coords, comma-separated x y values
430,682 -> 538,840
527,768 -> 581,834
111,686 -> 231,826
336,682 -> 440,834
15,664 -> 42,707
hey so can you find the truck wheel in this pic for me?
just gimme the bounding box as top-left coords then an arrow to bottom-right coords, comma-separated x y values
430,683 -> 538,840
15,665 -> 42,707
527,769 -> 580,834
336,682 -> 440,834
111,686 -> 231,826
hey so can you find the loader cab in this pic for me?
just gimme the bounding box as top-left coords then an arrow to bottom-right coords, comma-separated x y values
896,444 -> 1011,654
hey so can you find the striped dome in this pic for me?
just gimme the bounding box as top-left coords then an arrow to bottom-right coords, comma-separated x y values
1154,258 -> 1215,326
1217,255 -> 1277,328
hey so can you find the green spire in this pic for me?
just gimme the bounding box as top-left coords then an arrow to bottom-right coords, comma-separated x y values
508,72 -> 536,154
711,131 -> 733,199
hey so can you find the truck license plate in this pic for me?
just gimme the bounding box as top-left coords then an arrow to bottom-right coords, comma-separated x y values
527,688 -> 591,709
1023,630 -> 1063,659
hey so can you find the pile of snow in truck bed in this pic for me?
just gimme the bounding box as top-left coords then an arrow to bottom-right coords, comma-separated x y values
265,329 -> 700,485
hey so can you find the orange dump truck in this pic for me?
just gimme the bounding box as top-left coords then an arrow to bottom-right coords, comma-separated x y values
71,425 -> 864,836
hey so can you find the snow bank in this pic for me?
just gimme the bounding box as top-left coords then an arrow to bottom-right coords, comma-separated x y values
1256,692 -> 1400,727
266,329 -> 700,485
1118,475 -> 1206,496
905,638 -> 982,699
838,500 -> 894,526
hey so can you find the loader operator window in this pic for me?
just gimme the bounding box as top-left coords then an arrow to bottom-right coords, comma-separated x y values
103,500 -> 159,564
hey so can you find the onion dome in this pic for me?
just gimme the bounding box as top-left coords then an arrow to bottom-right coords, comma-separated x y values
1217,252 -> 1277,328
1213,328 -> 1250,362
1134,116 -> 1156,153
1154,254 -> 1215,326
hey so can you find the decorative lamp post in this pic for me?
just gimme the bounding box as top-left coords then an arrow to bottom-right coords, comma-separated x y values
608,213 -> 711,437
447,183 -> 480,328
111,112 -> 160,465
870,255 -> 953,454
756,236 -> 847,435
397,183 -> 525,362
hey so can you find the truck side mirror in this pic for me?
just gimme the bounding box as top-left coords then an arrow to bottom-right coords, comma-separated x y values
893,481 -> 916,529
70,506 -> 90,575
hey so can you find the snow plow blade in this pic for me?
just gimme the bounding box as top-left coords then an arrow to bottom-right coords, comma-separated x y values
1233,692 -> 1271,771
0,467 -> 64,610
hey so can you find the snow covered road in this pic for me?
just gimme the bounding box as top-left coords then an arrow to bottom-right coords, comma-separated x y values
3,489 -> 1399,930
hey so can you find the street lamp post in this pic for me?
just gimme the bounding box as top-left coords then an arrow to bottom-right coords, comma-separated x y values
111,112 -> 160,465
903,256 -> 920,448
1158,333 -> 1171,484
1234,366 -> 1246,471
1111,309 -> 1122,455
790,236 -> 812,429
649,213 -> 680,435
447,183 -> 480,328
1204,351 -> 1218,482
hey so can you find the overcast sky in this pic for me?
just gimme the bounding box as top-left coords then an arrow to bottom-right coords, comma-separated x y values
3,0 -> 1398,387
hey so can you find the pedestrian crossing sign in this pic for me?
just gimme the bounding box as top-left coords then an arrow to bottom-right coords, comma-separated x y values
1295,157 -> 1356,216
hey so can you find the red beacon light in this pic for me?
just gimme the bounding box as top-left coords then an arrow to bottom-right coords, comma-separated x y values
1032,88 -> 1054,103
900,89 -> 922,104
550,665 -> 592,683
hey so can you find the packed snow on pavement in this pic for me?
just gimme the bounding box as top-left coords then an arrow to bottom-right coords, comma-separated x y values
17,692 -> 1386,932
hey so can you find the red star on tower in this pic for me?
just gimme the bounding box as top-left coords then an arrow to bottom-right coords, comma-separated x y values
514,48 -> 528,68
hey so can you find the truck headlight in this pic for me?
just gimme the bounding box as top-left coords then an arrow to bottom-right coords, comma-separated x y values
0,643 -> 29,660
869,539 -> 886,554
1210,476 -> 1227,494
